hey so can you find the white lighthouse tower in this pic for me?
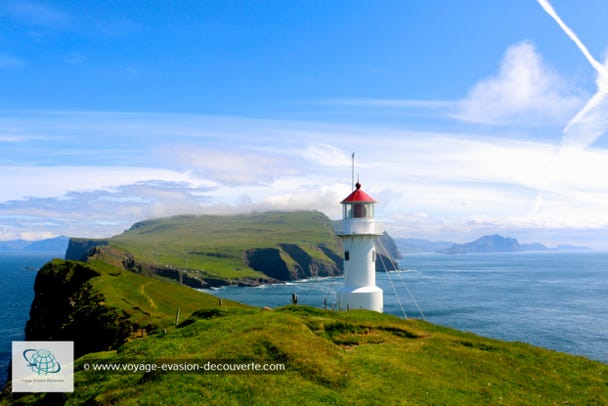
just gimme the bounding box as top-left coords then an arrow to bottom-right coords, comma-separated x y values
335,181 -> 383,312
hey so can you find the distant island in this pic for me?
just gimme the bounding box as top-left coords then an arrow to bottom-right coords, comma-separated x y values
396,235 -> 590,254
0,235 -> 69,253
64,212 -> 400,289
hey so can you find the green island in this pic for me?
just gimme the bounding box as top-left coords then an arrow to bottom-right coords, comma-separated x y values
64,211 -> 348,287
2,211 -> 607,405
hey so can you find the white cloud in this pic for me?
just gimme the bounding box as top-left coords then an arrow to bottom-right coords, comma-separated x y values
315,42 -> 583,130
0,180 -> 216,239
303,144 -> 353,167
1,111 -> 608,247
455,41 -> 584,126
162,145 -> 300,185
0,166 -> 209,201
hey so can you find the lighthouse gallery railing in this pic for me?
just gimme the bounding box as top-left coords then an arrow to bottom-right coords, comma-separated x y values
334,219 -> 384,236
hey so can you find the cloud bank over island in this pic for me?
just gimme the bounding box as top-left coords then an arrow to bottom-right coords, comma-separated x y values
2,108 -> 608,248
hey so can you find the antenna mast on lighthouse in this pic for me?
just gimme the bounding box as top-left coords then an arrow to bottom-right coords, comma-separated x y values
351,152 -> 355,191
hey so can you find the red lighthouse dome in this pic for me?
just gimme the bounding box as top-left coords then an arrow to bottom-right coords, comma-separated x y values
340,182 -> 376,219
341,182 -> 376,203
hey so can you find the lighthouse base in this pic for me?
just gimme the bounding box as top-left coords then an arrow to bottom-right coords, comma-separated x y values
337,286 -> 383,313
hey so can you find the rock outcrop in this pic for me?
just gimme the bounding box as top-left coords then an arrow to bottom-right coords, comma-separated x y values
243,243 -> 342,281
65,238 -> 109,261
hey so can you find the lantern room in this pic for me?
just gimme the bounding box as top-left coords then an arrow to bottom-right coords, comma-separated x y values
341,182 -> 376,219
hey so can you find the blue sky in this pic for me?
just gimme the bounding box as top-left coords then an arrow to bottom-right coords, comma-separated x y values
2,0 -> 608,248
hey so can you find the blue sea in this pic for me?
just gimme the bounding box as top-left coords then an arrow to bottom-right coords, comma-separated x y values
206,252 -> 608,364
0,253 -> 63,385
1,252 -> 606,386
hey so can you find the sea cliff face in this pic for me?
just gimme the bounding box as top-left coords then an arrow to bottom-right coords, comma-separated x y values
243,243 -> 343,281
65,238 -> 109,261
25,260 -> 135,357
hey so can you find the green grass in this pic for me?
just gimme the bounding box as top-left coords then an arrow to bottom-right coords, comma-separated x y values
87,259 -> 249,334
106,211 -> 341,279
6,302 -> 607,405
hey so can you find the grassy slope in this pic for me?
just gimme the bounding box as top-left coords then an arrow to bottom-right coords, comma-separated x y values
5,259 -> 607,405
13,308 -> 608,405
84,259 -> 248,333
108,211 -> 340,279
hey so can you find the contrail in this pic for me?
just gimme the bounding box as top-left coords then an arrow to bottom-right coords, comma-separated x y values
533,0 -> 608,214
537,0 -> 606,74
537,0 -> 608,150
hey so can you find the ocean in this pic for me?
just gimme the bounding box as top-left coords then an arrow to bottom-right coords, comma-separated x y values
206,252 -> 608,364
0,253 -> 63,385
1,252 -> 606,386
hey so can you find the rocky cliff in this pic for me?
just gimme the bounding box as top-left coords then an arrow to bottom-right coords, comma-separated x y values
25,260 -> 135,357
243,243 -> 343,281
65,238 -> 109,261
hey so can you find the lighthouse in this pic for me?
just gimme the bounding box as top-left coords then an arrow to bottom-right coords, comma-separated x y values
335,181 -> 383,312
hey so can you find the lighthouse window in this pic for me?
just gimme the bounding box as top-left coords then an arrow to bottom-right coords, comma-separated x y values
344,203 -> 374,219
343,204 -> 353,219
372,249 -> 376,262
354,203 -> 367,218
344,251 -> 350,261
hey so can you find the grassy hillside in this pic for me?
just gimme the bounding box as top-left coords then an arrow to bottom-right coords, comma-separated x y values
4,258 -> 607,405
107,211 -> 341,280
22,258 -> 248,356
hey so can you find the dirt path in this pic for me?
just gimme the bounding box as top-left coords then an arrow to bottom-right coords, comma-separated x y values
139,281 -> 157,309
